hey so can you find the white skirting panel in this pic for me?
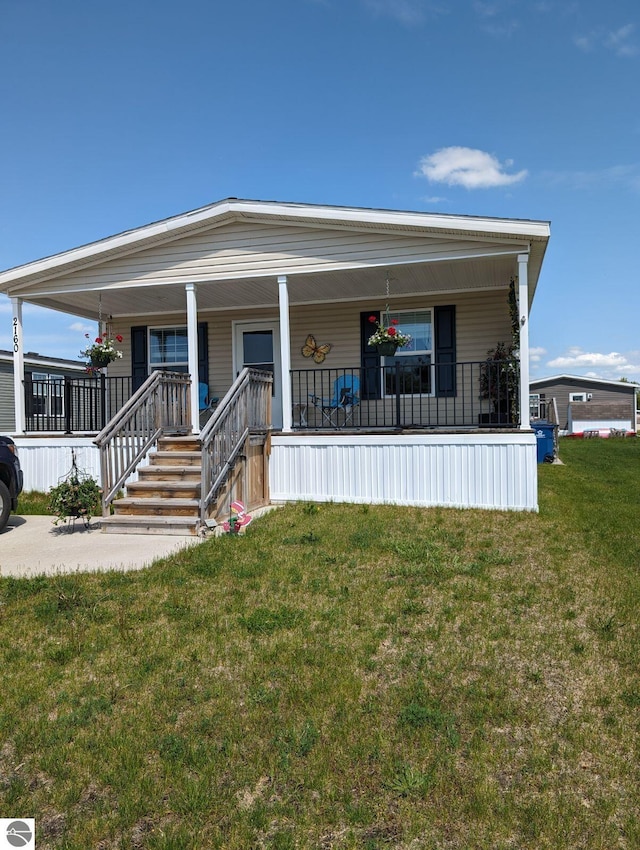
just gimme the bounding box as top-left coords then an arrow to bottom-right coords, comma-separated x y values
13,437 -> 101,492
270,432 -> 538,512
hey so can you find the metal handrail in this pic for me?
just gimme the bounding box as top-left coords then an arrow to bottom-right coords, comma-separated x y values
200,368 -> 272,525
94,370 -> 191,515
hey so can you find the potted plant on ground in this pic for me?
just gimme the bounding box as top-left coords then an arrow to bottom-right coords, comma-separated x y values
48,452 -> 102,530
479,280 -> 520,425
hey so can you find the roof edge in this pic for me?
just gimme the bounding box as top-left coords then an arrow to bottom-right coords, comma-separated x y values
531,374 -> 640,389
0,198 -> 551,290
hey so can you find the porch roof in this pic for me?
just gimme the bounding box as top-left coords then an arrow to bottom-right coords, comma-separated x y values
0,198 -> 550,321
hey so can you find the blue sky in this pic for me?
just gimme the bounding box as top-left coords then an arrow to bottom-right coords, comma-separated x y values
1,0 -> 638,382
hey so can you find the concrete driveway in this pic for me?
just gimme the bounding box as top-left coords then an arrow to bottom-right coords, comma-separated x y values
0,515 -> 203,578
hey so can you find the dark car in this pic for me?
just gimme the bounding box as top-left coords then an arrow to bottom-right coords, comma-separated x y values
0,436 -> 23,532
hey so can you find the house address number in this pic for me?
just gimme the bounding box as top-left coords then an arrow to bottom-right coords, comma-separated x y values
13,316 -> 20,353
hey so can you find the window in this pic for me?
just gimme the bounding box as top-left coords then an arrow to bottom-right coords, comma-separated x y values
383,309 -> 433,396
149,326 -> 188,372
30,372 -> 64,417
529,393 -> 541,419
569,392 -> 587,403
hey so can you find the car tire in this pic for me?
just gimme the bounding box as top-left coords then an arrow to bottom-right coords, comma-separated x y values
0,480 -> 11,532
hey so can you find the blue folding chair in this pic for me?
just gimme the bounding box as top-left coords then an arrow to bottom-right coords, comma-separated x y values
199,382 -> 219,425
310,374 -> 360,427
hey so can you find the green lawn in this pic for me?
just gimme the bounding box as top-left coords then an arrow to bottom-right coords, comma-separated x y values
1,438 -> 639,849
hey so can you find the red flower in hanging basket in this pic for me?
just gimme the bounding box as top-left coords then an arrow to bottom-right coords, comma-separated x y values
368,315 -> 377,323
81,331 -> 124,369
367,316 -> 411,349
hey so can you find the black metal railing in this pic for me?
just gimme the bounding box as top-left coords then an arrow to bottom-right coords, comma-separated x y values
290,360 -> 520,430
24,376 -> 133,432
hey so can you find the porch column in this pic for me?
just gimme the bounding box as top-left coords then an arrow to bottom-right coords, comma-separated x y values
185,283 -> 200,434
278,275 -> 292,432
517,253 -> 531,430
11,298 -> 25,434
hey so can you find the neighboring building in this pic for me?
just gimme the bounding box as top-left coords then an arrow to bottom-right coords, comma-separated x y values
530,374 -> 639,434
1,199 -> 550,514
0,349 -> 86,433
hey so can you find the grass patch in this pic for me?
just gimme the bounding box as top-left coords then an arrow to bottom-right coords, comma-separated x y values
0,438 -> 639,848
16,489 -> 52,514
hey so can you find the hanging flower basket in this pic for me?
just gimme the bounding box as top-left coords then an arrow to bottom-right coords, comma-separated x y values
89,352 -> 113,369
367,314 -> 411,354
375,341 -> 399,356
81,332 -> 123,373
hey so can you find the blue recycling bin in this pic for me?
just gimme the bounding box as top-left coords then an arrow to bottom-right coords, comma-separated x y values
534,422 -> 555,463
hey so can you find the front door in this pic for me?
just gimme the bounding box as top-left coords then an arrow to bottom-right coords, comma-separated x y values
234,320 -> 282,429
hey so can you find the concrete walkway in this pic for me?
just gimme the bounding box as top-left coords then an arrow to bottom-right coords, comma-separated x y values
0,515 -> 203,578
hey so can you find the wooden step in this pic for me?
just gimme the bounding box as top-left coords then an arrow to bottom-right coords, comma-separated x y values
158,436 -> 201,453
149,451 -> 202,467
138,465 -> 201,482
112,497 -> 200,517
126,480 -> 201,499
101,515 -> 200,536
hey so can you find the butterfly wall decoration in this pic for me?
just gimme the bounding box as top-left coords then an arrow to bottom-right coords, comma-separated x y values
301,334 -> 332,364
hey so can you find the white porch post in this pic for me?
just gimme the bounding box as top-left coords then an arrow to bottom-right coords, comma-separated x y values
278,275 -> 292,432
11,298 -> 25,434
185,283 -> 200,434
518,253 -> 531,430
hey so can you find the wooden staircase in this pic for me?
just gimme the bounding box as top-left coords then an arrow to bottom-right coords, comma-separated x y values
101,436 -> 203,536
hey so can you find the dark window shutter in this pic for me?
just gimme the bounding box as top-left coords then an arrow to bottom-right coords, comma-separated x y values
131,326 -> 148,392
197,322 -> 209,387
360,311 -> 381,400
434,305 -> 456,397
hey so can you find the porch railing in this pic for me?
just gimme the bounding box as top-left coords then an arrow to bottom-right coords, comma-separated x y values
290,360 -> 520,430
94,371 -> 191,515
24,376 -> 132,432
200,368 -> 272,525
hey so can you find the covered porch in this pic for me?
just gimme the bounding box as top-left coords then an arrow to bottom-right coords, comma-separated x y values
2,199 -> 550,514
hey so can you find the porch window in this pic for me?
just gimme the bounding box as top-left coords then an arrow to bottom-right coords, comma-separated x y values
383,309 -> 434,396
149,326 -> 188,372
30,372 -> 64,417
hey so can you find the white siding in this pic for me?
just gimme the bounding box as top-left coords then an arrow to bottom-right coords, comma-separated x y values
24,222 -> 524,293
270,432 -> 538,512
14,432 -> 537,512
14,438 -> 101,492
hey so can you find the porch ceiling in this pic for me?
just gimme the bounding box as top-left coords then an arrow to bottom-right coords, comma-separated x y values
13,253 -> 523,321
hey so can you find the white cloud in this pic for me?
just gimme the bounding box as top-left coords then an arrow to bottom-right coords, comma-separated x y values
541,164 -> 640,192
421,195 -> 448,204
416,146 -> 528,189
361,0 -> 428,25
472,0 -> 520,37
606,23 -> 638,57
529,346 -> 546,363
574,23 -> 638,57
546,348 -> 640,381
70,321 -> 95,335
573,33 -> 594,52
